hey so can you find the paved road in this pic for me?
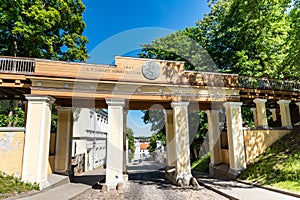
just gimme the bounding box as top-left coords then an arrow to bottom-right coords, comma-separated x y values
72,161 -> 228,200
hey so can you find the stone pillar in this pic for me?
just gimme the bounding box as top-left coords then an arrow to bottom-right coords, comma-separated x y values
206,110 -> 222,175
171,101 -> 191,184
277,100 -> 292,128
164,110 -> 176,167
250,108 -> 258,126
269,109 -> 277,121
223,102 -> 246,176
22,95 -> 55,188
105,99 -> 125,190
55,107 -> 73,174
253,98 -> 268,128
123,110 -> 128,174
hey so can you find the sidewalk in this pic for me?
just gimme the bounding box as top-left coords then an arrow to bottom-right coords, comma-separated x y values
15,169 -> 106,200
194,172 -> 300,200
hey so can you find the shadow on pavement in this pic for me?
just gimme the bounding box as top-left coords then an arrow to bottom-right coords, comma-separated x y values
73,174 -> 105,189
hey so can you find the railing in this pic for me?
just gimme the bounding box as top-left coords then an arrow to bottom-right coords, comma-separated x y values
238,76 -> 300,92
0,57 -> 35,74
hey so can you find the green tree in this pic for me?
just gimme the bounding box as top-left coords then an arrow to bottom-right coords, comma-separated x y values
0,0 -> 88,61
285,0 -> 300,77
139,29 -> 216,71
126,127 -> 135,161
198,0 -> 291,78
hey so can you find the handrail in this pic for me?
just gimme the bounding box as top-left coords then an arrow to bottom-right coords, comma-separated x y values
238,76 -> 300,92
0,57 -> 35,74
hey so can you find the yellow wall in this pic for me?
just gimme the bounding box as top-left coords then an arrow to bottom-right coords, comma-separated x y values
48,133 -> 56,174
243,129 -> 291,164
0,131 -> 56,176
0,131 -> 25,178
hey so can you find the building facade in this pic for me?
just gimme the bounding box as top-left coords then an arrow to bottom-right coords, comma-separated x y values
72,108 -> 108,172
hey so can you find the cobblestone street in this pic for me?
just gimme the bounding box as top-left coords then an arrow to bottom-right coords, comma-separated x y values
72,179 -> 228,200
72,161 -> 228,200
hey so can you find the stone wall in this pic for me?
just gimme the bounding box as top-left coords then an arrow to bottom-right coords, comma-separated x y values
243,129 -> 291,164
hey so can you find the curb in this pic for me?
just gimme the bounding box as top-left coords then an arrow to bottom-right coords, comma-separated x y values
197,181 -> 239,200
236,179 -> 300,199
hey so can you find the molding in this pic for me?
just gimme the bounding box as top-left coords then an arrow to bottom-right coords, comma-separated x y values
0,127 -> 25,132
25,95 -> 55,104
223,102 -> 243,108
277,100 -> 291,104
171,101 -> 189,108
105,98 -> 125,107
253,98 -> 267,103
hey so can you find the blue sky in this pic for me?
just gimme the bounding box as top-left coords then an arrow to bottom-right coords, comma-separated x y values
81,1 -> 210,136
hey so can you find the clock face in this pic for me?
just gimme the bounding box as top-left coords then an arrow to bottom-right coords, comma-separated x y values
141,61 -> 160,80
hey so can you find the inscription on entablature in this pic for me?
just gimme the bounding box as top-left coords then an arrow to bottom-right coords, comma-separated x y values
85,67 -> 141,75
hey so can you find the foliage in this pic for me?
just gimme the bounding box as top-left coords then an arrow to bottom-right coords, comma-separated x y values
148,129 -> 166,153
199,0 -> 291,79
50,104 -> 58,132
126,127 -> 135,161
285,0 -> 300,77
140,0 -> 298,80
139,30 -> 217,71
0,171 -> 39,199
191,153 -> 210,173
0,0 -> 88,61
239,129 -> 300,192
189,111 -> 208,162
241,106 -> 254,127
0,105 -> 24,127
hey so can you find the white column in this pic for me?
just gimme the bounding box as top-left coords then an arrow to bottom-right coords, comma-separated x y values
250,108 -> 258,126
55,107 -> 73,174
105,99 -> 125,190
22,95 -> 55,189
223,102 -> 246,175
164,110 -> 176,167
253,98 -> 268,128
277,100 -> 292,128
171,101 -> 192,185
269,109 -> 277,121
206,109 -> 222,175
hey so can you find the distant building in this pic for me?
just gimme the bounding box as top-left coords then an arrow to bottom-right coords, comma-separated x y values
133,138 -> 150,161
72,108 -> 108,172
140,143 -> 150,158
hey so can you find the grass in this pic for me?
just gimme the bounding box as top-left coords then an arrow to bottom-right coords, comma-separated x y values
239,129 -> 300,193
191,153 -> 210,173
0,171 -> 39,199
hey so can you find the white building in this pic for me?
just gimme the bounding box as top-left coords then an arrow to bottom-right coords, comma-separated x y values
72,108 -> 108,172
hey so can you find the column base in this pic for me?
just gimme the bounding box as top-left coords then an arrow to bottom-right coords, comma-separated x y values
209,162 -> 222,176
228,168 -> 244,179
164,167 -> 200,189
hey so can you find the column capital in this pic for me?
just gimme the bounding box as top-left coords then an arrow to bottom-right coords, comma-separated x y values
171,101 -> 189,108
105,98 -> 125,107
253,98 -> 267,104
25,95 -> 55,104
223,102 -> 243,108
56,106 -> 72,112
250,108 -> 256,112
269,108 -> 276,112
277,100 -> 291,105
296,102 -> 300,106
